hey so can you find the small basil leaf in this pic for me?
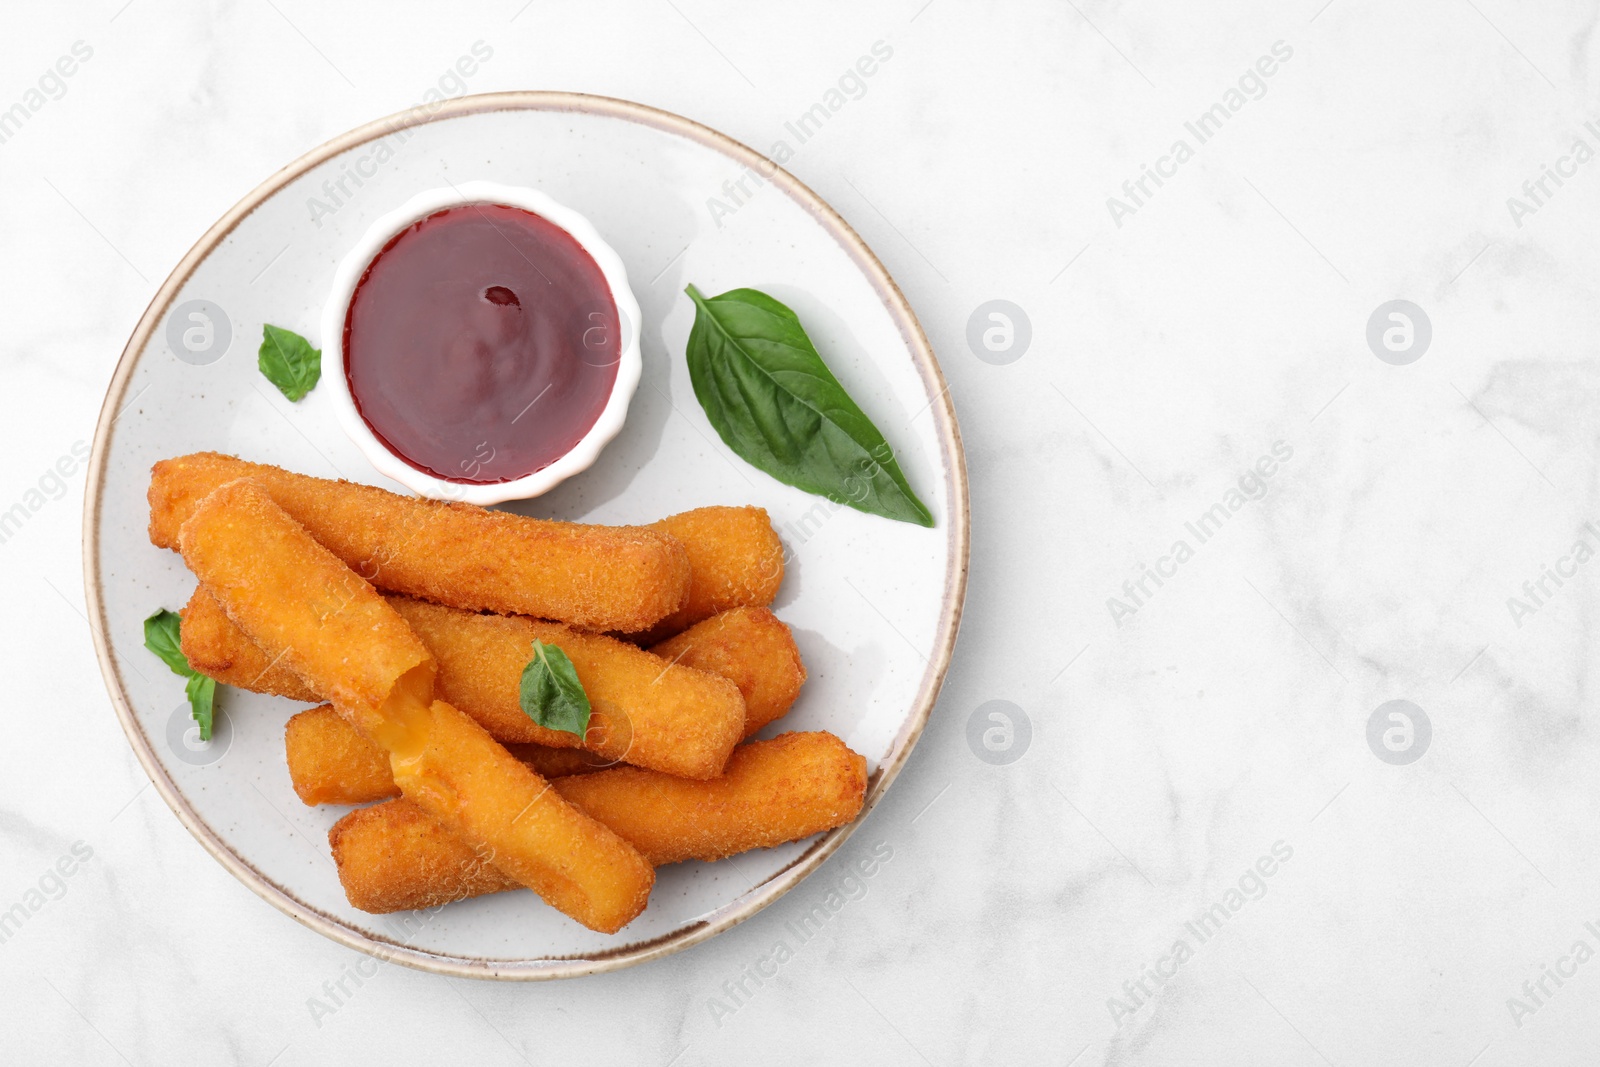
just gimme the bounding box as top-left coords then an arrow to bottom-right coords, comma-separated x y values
258,324 -> 321,402
143,609 -> 191,678
518,639 -> 591,739
145,608 -> 219,742
683,284 -> 934,527
185,672 -> 217,742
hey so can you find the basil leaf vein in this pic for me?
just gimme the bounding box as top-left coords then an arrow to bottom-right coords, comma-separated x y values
684,284 -> 934,527
258,324 -> 321,402
518,639 -> 592,739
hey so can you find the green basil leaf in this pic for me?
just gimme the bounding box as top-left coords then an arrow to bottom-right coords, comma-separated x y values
145,608 -> 218,741
185,671 -> 217,742
143,609 -> 191,678
683,284 -> 934,527
518,639 -> 591,739
258,324 -> 321,402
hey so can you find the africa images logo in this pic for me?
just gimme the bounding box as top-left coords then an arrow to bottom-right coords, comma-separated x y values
1366,700 -> 1430,766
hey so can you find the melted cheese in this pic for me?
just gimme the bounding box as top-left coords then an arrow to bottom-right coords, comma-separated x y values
370,666 -> 436,766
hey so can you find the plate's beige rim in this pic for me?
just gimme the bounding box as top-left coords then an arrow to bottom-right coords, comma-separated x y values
83,91 -> 969,981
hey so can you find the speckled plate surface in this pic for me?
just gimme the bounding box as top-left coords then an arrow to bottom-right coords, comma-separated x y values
83,92 -> 967,979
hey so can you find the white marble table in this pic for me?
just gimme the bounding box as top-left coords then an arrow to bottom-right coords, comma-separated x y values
4,1 -> 1599,1063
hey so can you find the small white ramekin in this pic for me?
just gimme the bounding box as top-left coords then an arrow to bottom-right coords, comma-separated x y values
320,181 -> 642,505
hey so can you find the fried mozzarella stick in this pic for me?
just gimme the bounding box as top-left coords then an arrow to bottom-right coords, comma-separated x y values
182,585 -> 745,779
637,506 -> 785,640
179,478 -> 653,933
287,705 -> 614,806
286,705 -> 402,805
395,597 -> 741,777
329,800 -> 523,912
651,607 -> 805,738
181,585 -> 318,703
281,606 -> 806,805
151,452 -> 690,632
329,733 -> 867,913
557,732 -> 866,865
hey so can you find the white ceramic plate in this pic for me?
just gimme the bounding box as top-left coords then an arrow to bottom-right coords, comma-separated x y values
84,92 -> 968,979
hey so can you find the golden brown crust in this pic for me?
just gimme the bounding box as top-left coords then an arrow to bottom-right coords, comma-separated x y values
286,705 -> 613,807
175,477 -> 653,932
329,800 -> 521,913
633,506 -> 784,640
182,584 -> 745,778
281,607 -> 813,806
287,706 -> 401,805
181,585 -> 319,702
175,478 -> 433,725
555,732 -> 865,866
307,693 -> 654,931
505,743 -> 617,778
650,607 -> 805,738
391,597 -> 743,778
151,452 -> 690,631
326,733 -> 867,912
391,699 -> 654,933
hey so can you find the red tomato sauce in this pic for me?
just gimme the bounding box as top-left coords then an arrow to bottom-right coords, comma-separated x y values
343,203 -> 620,484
